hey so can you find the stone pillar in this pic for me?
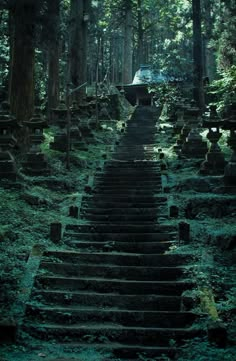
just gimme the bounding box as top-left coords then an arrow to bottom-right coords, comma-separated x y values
0,102 -> 18,181
50,100 -> 68,152
223,105 -> 236,188
200,106 -> 226,175
22,110 -> 50,176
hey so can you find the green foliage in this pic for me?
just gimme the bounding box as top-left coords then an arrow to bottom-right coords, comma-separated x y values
209,65 -> 236,112
178,337 -> 236,361
149,82 -> 180,108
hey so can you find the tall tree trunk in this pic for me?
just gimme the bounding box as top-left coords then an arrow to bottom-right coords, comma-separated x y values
123,3 -> 133,84
8,10 -> 14,102
9,0 -> 36,123
137,0 -> 144,70
47,0 -> 60,117
69,0 -> 90,101
192,0 -> 205,111
203,0 -> 217,81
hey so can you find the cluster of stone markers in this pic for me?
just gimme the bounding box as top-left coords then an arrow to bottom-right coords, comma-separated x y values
172,100 -> 236,188
20,106 -> 201,360
0,96 -> 116,180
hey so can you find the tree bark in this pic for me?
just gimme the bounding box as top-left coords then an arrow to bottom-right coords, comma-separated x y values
69,0 -> 90,101
123,3 -> 133,84
47,0 -> 60,117
192,0 -> 205,111
203,0 -> 217,81
9,0 -> 36,123
137,0 -> 144,69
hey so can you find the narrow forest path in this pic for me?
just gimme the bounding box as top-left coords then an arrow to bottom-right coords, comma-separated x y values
21,106 -> 200,360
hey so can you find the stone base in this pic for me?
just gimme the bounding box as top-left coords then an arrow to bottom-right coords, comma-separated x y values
0,152 -> 17,181
200,161 -> 226,175
0,319 -> 17,343
0,172 -> 17,181
22,153 -> 50,177
22,167 -> 51,177
182,142 -> 208,159
50,134 -> 67,152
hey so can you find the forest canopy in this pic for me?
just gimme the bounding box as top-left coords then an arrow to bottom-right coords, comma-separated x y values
0,0 -> 235,121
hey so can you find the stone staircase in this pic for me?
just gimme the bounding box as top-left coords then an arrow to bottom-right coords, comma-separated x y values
22,106 -> 199,360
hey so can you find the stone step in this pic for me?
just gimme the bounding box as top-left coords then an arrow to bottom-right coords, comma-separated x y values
93,186 -> 162,192
80,214 -> 159,222
94,175 -> 161,183
94,182 -> 162,189
35,275 -> 194,295
31,290 -> 183,311
39,262 -> 186,280
24,322 -> 197,346
37,343 -> 176,360
104,161 -> 160,167
42,251 -> 192,267
65,240 -> 173,253
64,232 -> 175,242
92,189 -> 162,196
82,196 -> 162,204
95,174 -> 162,181
26,306 -> 196,328
81,201 -> 165,209
80,207 -> 160,215
65,224 -> 174,234
101,166 -> 160,173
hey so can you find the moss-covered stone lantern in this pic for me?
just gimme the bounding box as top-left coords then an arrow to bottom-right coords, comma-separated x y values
70,101 -> 84,149
200,105 -> 226,175
223,105 -> 236,187
50,100 -> 68,152
181,106 -> 208,159
22,110 -> 50,176
0,102 -> 17,181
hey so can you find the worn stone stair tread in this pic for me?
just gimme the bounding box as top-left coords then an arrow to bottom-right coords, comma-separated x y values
80,216 -> 160,222
40,261 -> 188,271
80,207 -> 161,214
36,275 -> 192,283
39,262 -> 188,280
24,322 -> 196,332
43,250 -> 191,259
27,303 -> 192,312
41,343 -> 176,359
26,306 -> 196,327
31,291 -> 183,311
65,224 -> 175,233
24,322 -> 198,346
41,344 -> 177,360
64,231 -> 176,243
26,305 -> 196,317
64,233 -> 175,240
42,252 -> 193,268
63,241 -> 174,253
36,276 -> 194,295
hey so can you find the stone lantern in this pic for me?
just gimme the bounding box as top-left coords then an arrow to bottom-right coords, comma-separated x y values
22,111 -> 50,176
78,100 -> 94,143
200,105 -> 226,174
50,100 -> 68,152
70,101 -> 85,149
173,103 -> 196,153
0,103 -> 17,181
223,105 -> 236,187
181,106 -> 208,158
0,101 -> 11,116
